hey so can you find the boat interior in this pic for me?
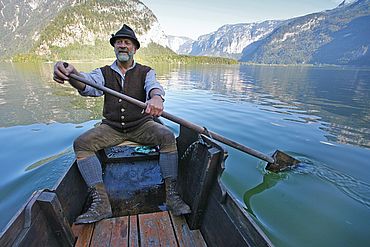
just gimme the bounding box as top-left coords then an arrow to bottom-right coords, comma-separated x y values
0,126 -> 273,247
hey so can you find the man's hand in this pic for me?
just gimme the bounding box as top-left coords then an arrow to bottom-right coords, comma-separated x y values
53,61 -> 76,84
145,96 -> 164,117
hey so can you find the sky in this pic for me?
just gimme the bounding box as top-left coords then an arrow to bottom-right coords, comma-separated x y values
141,0 -> 346,39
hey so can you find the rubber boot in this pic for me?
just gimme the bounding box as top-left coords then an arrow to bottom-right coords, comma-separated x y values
74,182 -> 112,224
165,178 -> 191,216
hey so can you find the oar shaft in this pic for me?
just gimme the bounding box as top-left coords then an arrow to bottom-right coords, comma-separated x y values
160,112 -> 274,163
70,73 -> 147,108
207,131 -> 275,163
69,73 -> 275,164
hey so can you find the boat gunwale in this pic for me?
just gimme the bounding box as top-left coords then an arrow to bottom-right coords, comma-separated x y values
0,126 -> 274,247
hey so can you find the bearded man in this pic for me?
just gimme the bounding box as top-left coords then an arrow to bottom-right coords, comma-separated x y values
53,24 -> 191,224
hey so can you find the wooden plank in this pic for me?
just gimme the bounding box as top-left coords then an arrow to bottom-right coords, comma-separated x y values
104,159 -> 165,216
90,219 -> 113,247
200,183 -> 274,247
110,216 -> 129,247
129,215 -> 139,247
53,162 -> 89,225
177,126 -> 226,230
191,230 -> 207,247
222,192 -> 274,247
187,147 -> 222,229
99,145 -> 159,163
16,210 -> 60,247
0,210 -> 25,247
37,191 -> 75,246
0,190 -> 38,247
72,224 -> 94,247
200,194 -> 249,247
10,191 -> 43,246
139,211 -> 177,246
169,211 -> 207,247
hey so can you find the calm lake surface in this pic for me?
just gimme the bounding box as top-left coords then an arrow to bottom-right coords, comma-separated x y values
0,61 -> 369,247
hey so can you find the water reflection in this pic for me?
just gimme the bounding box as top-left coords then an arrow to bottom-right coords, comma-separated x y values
0,62 -> 369,246
243,172 -> 287,216
0,62 -> 368,148
249,66 -> 370,147
0,121 -> 96,230
293,157 -> 370,209
245,157 -> 370,216
0,62 -> 104,127
155,64 -> 370,148
25,147 -> 73,171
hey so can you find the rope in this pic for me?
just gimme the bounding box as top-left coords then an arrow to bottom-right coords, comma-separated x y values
180,135 -> 208,161
202,126 -> 213,139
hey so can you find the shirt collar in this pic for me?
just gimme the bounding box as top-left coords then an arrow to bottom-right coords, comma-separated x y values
110,60 -> 136,77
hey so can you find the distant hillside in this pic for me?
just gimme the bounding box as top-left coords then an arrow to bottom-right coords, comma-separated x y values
0,0 -> 75,58
0,0 -> 237,64
188,21 -> 282,60
311,15 -> 370,65
240,0 -> 370,65
3,0 -> 367,65
0,0 -> 168,60
166,35 -> 194,54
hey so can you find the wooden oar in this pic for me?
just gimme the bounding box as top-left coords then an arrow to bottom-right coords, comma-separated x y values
66,72 -> 299,172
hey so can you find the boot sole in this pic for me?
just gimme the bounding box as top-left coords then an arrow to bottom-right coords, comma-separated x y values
169,206 -> 191,216
74,212 -> 113,225
172,209 -> 191,216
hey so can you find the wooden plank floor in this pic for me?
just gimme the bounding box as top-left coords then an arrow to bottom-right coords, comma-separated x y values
72,211 -> 207,247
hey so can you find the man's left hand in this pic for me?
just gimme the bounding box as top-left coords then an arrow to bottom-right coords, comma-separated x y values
145,97 -> 164,117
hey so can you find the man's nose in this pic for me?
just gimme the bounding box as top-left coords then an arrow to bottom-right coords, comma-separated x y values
116,41 -> 127,48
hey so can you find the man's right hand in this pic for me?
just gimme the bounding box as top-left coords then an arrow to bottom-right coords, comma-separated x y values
53,61 -> 76,84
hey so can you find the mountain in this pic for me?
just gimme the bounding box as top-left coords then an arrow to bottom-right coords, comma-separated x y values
188,20 -> 282,59
0,0 -> 75,58
166,35 -> 194,54
2,0 -> 369,65
0,0 -> 169,60
338,0 -> 359,7
240,0 -> 370,65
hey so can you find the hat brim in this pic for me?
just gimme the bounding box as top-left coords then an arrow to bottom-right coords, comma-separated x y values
110,35 -> 140,49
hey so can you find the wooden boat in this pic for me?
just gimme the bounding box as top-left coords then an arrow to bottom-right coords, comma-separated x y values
0,125 -> 274,247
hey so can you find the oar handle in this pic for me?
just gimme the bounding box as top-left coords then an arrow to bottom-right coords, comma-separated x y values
68,73 -> 275,164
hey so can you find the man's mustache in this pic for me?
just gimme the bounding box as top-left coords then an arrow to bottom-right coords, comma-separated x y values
117,48 -> 129,53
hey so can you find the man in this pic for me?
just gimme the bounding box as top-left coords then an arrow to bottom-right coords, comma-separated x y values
53,24 -> 191,224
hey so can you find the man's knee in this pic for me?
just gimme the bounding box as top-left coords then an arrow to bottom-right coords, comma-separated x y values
161,130 -> 176,144
158,128 -> 177,153
73,133 -> 97,159
146,122 -> 176,144
73,134 -> 86,152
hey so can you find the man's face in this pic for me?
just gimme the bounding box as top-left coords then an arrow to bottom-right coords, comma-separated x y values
114,38 -> 136,62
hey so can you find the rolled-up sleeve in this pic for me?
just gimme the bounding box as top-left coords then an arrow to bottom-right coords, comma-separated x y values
78,68 -> 105,97
144,69 -> 164,99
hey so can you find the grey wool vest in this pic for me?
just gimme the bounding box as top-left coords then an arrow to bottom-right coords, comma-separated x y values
100,63 -> 152,132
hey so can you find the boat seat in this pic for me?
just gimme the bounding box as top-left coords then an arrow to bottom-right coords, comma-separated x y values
117,140 -> 143,147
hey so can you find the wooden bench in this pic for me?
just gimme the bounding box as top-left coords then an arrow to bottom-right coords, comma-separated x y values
72,211 -> 207,247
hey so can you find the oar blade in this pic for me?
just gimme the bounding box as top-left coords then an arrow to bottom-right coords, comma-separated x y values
266,150 -> 300,172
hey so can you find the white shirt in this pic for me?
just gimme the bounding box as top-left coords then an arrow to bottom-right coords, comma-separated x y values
79,60 -> 164,100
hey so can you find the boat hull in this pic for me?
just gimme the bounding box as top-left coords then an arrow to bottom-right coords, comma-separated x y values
0,125 -> 273,247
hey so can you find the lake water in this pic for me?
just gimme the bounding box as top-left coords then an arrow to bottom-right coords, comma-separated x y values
0,61 -> 369,247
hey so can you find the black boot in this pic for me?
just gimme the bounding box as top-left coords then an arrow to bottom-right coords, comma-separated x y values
165,178 -> 191,216
74,183 -> 112,224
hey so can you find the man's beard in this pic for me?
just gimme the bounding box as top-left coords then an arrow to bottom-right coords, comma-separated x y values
116,51 -> 134,62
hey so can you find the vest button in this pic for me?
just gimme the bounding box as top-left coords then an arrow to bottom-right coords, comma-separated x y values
121,108 -> 125,112
121,122 -> 125,126
118,99 -> 122,103
121,116 -> 125,119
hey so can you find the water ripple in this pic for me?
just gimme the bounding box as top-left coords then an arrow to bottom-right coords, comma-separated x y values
293,157 -> 370,209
